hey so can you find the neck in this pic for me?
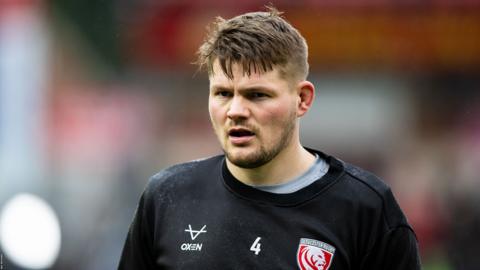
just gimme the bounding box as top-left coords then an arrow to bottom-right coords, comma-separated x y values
226,138 -> 316,186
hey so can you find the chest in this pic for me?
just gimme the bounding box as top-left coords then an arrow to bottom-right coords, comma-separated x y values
152,194 -> 360,269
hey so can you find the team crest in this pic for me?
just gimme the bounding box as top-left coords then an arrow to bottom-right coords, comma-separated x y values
297,238 -> 335,270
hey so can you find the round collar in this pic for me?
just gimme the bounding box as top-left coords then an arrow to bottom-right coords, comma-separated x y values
221,149 -> 345,207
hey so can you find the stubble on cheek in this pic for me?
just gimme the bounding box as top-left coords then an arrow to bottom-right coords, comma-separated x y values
225,111 -> 297,169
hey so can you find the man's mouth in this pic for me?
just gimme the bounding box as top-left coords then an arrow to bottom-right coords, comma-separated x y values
228,128 -> 255,137
227,128 -> 255,145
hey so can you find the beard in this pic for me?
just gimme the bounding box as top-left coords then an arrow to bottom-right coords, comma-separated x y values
223,111 -> 297,169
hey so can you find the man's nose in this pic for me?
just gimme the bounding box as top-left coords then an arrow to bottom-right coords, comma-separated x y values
227,96 -> 249,120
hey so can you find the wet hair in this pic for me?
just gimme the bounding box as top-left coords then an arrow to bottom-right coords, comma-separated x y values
196,6 -> 309,82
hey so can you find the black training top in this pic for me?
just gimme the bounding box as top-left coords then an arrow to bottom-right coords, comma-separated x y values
118,149 -> 421,270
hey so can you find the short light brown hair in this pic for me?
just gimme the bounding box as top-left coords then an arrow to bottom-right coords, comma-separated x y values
196,6 -> 309,82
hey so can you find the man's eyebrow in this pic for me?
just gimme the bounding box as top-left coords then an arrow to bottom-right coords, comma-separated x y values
210,85 -> 232,92
210,84 -> 275,93
239,85 -> 275,93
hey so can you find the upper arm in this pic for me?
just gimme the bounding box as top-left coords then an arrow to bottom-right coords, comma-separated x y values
118,192 -> 158,270
359,226 -> 421,270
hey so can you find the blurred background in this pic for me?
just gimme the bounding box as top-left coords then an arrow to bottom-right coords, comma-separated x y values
0,0 -> 479,269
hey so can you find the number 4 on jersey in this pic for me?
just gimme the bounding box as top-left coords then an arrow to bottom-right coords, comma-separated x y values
250,237 -> 262,255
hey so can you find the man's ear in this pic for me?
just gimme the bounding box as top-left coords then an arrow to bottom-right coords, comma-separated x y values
296,81 -> 315,117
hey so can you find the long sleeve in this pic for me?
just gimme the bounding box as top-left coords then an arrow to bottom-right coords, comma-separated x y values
118,193 -> 157,270
360,226 -> 421,270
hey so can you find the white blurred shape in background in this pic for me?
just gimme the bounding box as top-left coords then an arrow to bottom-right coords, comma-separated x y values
0,1 -> 50,194
0,193 -> 61,269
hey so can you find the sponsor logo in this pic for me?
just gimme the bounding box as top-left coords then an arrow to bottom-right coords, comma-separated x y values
180,243 -> 203,251
181,224 -> 207,252
297,238 -> 335,270
185,224 -> 207,240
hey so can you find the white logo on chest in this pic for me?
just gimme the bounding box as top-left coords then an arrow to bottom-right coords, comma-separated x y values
181,224 -> 207,251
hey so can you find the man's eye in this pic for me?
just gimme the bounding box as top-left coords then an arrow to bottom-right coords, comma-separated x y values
249,92 -> 268,99
216,91 -> 232,97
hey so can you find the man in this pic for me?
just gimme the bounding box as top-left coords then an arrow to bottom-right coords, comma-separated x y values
119,7 -> 421,270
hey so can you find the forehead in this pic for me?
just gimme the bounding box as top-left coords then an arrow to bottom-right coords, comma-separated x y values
209,60 -> 287,89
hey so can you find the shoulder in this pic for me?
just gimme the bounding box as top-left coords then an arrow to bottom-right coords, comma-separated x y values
342,161 -> 391,200
334,158 -> 409,229
144,155 -> 224,198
